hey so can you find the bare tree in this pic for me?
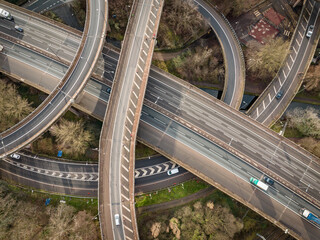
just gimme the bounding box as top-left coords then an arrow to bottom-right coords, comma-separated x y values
246,38 -> 290,81
304,64 -> 320,91
157,0 -> 209,48
0,79 -> 33,132
286,107 -> 320,138
50,119 -> 93,156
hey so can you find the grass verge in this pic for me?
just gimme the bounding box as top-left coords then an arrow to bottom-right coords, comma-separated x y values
135,179 -> 210,207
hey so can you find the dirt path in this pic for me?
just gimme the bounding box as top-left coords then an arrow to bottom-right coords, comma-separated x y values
136,186 -> 214,214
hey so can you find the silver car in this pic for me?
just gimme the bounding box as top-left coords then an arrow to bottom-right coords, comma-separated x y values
10,153 -> 20,159
306,25 -> 314,38
114,214 -> 120,226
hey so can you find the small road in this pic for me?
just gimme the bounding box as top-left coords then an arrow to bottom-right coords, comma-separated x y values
194,0 -> 245,109
0,153 -> 193,196
247,0 -> 320,126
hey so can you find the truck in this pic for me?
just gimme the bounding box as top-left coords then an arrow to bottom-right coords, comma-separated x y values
0,8 -> 13,21
301,209 -> 320,225
250,177 -> 269,191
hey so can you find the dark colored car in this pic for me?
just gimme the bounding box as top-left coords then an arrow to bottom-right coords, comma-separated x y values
275,90 -> 284,100
264,176 -> 274,186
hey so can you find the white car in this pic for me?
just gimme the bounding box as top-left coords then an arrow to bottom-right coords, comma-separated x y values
306,25 -> 314,38
167,167 -> 179,175
114,214 -> 120,226
10,153 -> 20,159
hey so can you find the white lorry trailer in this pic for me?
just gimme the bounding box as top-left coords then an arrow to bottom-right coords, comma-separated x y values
0,8 -> 13,21
250,177 -> 269,191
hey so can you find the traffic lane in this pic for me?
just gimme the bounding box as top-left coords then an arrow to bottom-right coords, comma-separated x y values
0,0 -> 105,156
0,37 -> 67,80
140,107 -> 320,214
256,2 -> 320,124
194,0 -> 237,106
135,155 -> 169,168
6,5 -> 80,46
137,121 -> 320,240
147,68 -> 285,151
248,0 -> 316,120
108,0 -> 158,238
149,81 -> 320,192
0,160 -> 97,193
135,171 -> 194,194
0,167 -> 97,197
0,52 -> 60,93
11,154 -> 98,173
3,32 -> 320,199
3,13 -> 78,62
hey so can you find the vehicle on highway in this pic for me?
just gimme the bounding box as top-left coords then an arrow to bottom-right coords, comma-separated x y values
10,153 -> 20,159
167,167 -> 179,175
250,177 -> 269,191
300,209 -> 320,225
264,176 -> 274,186
0,44 -> 3,52
306,25 -> 314,38
0,8 -> 13,21
275,90 -> 284,100
14,25 -> 23,33
114,214 -> 120,226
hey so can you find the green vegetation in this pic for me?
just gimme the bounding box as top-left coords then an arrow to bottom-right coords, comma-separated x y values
135,179 -> 210,207
153,42 -> 224,85
135,142 -> 158,159
157,0 -> 209,50
286,107 -> 320,138
42,11 -> 64,23
71,0 -> 86,27
300,63 -> 320,104
16,82 -> 46,108
50,119 -> 93,156
138,189 -> 291,240
270,122 -> 282,133
31,112 -> 101,162
0,78 -> 34,132
107,0 -> 133,41
246,38 -> 290,82
208,0 -> 262,17
5,0 -> 27,5
0,180 -> 99,240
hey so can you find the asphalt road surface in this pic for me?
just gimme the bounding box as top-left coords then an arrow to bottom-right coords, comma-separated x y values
194,0 -> 245,109
1,1 -> 320,238
0,153 -> 191,196
248,0 -> 320,126
0,1 -> 107,158
2,40 -> 320,238
98,0 -> 162,239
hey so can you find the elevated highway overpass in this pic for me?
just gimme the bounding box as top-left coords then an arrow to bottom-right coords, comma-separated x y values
98,0 -> 163,239
0,0 -> 108,157
1,1 -> 320,239
2,39 -> 320,239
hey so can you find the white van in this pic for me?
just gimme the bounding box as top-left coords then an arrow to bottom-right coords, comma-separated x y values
167,167 -> 179,175
114,214 -> 120,226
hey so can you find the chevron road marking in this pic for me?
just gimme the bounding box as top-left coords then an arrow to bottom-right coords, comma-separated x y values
141,168 -> 148,176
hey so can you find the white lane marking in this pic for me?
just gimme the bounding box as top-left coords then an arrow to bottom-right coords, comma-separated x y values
122,164 -> 129,172
121,174 -> 129,182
